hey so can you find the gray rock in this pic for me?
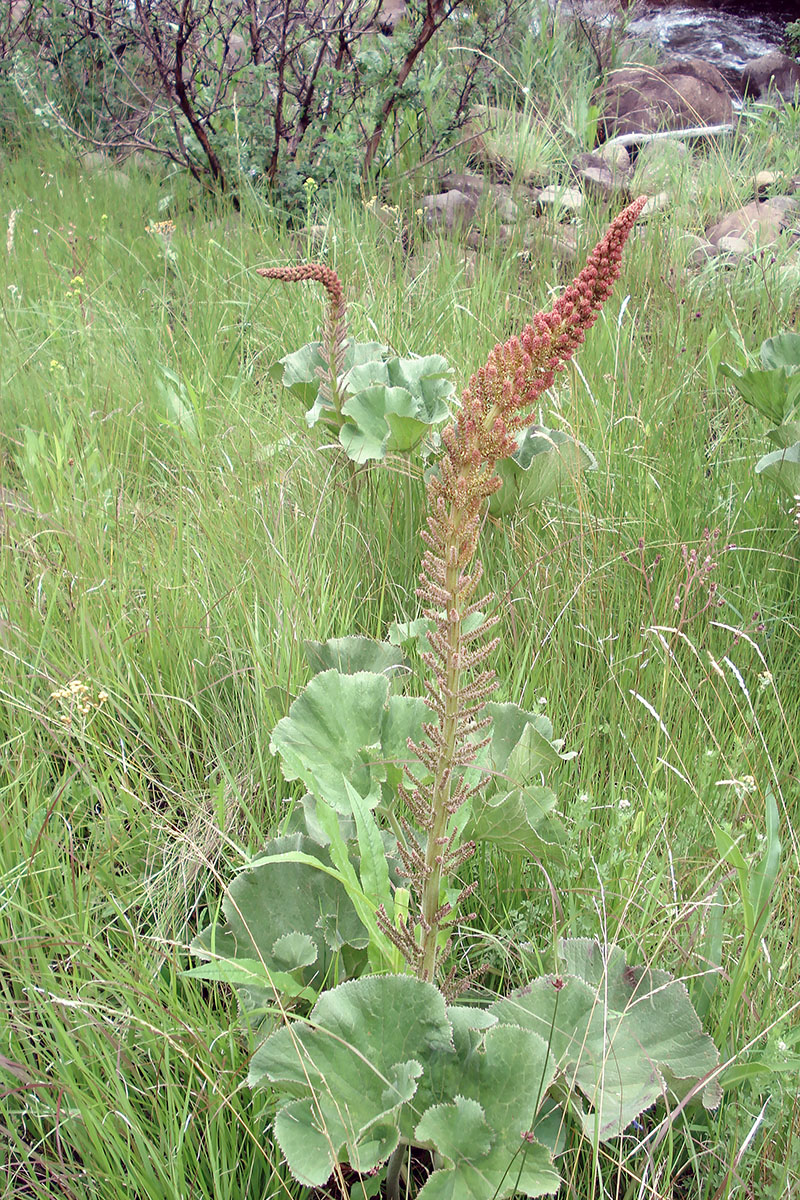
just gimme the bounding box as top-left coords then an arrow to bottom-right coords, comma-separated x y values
420,189 -> 478,232
535,185 -> 584,215
684,235 -> 718,265
639,192 -> 670,217
570,151 -> 631,203
715,236 -> 752,257
437,173 -> 520,223
593,142 -> 631,173
599,58 -> 734,139
439,171 -> 487,199
755,170 -> 778,197
633,139 -> 688,193
741,52 -> 800,104
494,192 -> 519,222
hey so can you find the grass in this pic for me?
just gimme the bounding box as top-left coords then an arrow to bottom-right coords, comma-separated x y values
1,50 -> 800,1200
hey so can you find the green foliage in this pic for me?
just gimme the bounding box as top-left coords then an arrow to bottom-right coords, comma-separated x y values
784,20 -> 800,57
192,637 -> 720,1192
458,702 -> 572,861
192,641 -> 572,999
720,331 -> 800,498
488,425 -> 597,517
247,948 -> 718,1195
492,940 -> 720,1141
2,135 -> 797,1200
271,341 -> 454,463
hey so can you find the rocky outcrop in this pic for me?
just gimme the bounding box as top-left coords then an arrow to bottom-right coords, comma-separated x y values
599,59 -> 734,140
741,52 -> 800,104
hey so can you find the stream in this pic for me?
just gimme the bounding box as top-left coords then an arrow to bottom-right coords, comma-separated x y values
554,0 -> 798,79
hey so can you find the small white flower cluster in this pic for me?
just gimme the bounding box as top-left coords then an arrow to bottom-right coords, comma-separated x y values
50,679 -> 108,730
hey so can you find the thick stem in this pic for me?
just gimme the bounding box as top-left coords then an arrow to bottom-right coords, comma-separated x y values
418,551 -> 464,981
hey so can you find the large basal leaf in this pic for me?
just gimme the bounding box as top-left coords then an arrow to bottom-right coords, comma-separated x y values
415,1020 -> 560,1200
340,385 -> 424,462
486,703 -> 573,778
460,703 -> 571,860
766,420 -> 800,449
270,340 -> 388,420
389,611 -> 486,655
463,784 -> 566,861
346,354 -> 454,418
760,331 -> 800,372
252,976 -> 560,1197
190,832 -> 367,1000
755,442 -> 800,496
250,975 -> 451,1186
304,635 -> 405,679
489,426 -> 596,517
491,939 -> 720,1142
338,355 -> 454,462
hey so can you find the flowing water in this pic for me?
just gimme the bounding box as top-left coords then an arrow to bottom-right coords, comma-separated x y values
553,0 -> 797,78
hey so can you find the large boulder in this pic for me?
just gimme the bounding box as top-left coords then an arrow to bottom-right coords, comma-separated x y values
599,59 -> 734,139
741,52 -> 800,104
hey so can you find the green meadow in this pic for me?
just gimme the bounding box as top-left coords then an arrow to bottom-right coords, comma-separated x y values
1,54 -> 799,1199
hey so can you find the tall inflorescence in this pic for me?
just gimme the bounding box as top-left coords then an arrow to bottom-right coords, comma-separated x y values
376,197 -> 648,989
257,263 -> 348,418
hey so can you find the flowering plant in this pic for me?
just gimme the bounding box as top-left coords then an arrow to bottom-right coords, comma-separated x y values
192,199 -> 720,1198
261,263 -> 454,464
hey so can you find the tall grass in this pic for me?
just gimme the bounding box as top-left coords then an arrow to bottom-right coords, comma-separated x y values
1,70 -> 799,1199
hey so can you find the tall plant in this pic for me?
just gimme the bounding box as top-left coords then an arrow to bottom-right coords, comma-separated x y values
382,195 -> 648,987
193,198 -> 721,1198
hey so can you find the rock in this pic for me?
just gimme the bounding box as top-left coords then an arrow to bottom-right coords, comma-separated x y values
420,190 -> 477,232
518,221 -> 578,265
684,234 -> 718,265
545,229 -> 579,263
715,236 -> 751,257
570,152 -> 631,204
639,192 -> 670,217
706,197 -> 800,249
535,185 -> 584,215
439,171 -> 486,200
632,139 -> 688,193
494,193 -> 518,222
593,142 -> 631,173
437,172 -> 520,223
741,52 -> 800,104
755,170 -> 778,197
599,59 -> 734,139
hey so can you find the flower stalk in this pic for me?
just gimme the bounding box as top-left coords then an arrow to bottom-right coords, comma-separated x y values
257,262 -> 348,420
379,197 -> 648,988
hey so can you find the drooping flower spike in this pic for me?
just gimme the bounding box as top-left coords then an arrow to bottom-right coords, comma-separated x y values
378,197 -> 647,986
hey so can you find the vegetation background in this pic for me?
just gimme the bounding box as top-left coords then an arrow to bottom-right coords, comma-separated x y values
1,2 -> 799,1197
